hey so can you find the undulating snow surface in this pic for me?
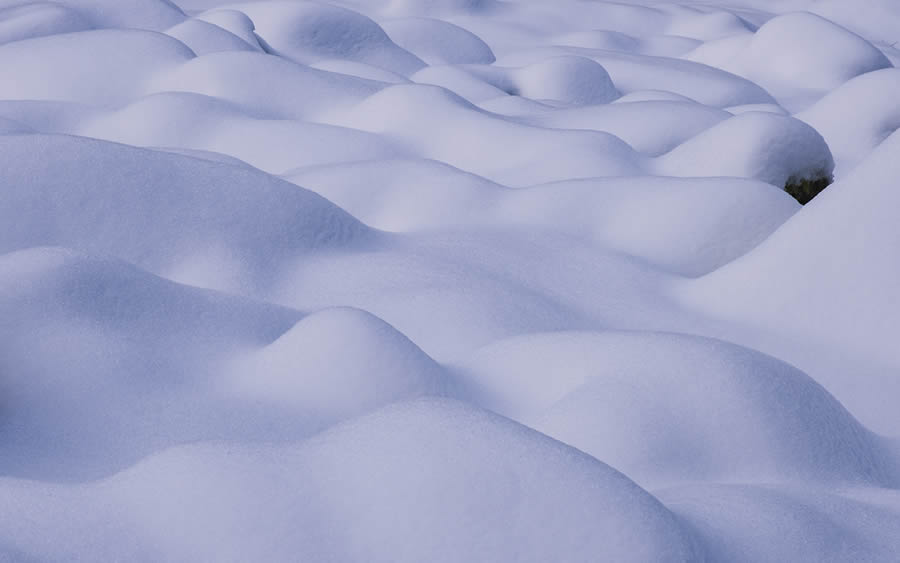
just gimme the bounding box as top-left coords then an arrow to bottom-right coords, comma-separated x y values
1,0 -> 898,560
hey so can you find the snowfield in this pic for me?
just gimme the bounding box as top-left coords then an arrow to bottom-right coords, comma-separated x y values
2,0 -> 900,560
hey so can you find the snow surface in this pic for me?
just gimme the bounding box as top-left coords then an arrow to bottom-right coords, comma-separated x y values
1,0 -> 899,560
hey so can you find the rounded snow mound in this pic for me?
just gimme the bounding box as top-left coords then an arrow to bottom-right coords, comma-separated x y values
231,1 -> 425,75
382,17 -> 495,65
0,246 -> 301,479
0,246 -> 294,347
511,56 -> 619,106
797,68 -> 900,173
164,18 -> 258,55
82,91 -> 401,174
666,8 -> 752,41
0,2 -> 93,45
328,83 -> 643,185
0,134 -> 371,292
498,176 -> 798,277
458,331 -> 895,487
527,100 -> 729,156
809,0 -> 900,46
227,307 -> 454,421
657,111 -> 834,188
68,399 -> 700,562
151,50 -> 382,120
285,158 -> 503,232
690,12 -> 892,95
0,29 -> 194,107
194,8 -> 262,49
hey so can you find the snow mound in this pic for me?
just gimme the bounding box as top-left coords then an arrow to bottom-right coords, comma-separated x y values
605,53 -> 775,107
688,12 -> 892,99
666,7 -> 753,41
0,246 -> 301,479
497,176 -> 798,277
0,2 -> 93,45
325,83 -> 642,185
287,165 -> 794,276
511,56 -> 619,106
525,100 -> 729,156
808,0 -> 900,58
194,8 -> 262,48
285,158 -> 503,232
151,50 -> 382,119
382,17 -> 495,65
0,29 -> 194,106
232,1 -> 425,75
164,17 -> 258,54
227,307 -> 453,420
657,111 -> 834,187
457,331 -> 895,487
81,91 -> 402,173
0,399 -> 702,562
797,68 -> 900,174
0,134 -> 371,292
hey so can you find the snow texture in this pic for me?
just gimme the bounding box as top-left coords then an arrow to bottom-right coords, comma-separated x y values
1,0 -> 899,560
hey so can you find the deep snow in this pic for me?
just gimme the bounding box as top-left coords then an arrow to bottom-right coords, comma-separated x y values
1,0 -> 899,561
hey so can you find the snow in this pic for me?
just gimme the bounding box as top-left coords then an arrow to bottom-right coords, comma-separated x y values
382,16 -> 495,65
656,111 -> 835,187
686,11 -> 892,108
2,0 -> 900,559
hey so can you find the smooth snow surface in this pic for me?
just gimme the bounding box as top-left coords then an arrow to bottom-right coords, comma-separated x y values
1,0 -> 899,560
